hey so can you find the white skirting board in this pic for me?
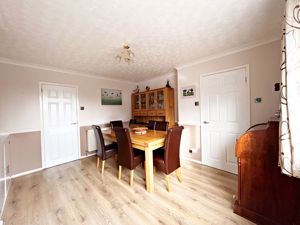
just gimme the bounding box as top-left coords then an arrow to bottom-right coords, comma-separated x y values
181,156 -> 202,165
12,154 -> 97,179
80,153 -> 96,159
11,168 -> 43,179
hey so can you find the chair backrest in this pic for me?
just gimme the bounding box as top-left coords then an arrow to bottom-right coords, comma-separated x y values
155,121 -> 169,131
114,127 -> 134,170
129,118 -> 137,124
164,126 -> 184,174
92,125 -> 105,158
148,120 -> 156,130
110,120 -> 123,129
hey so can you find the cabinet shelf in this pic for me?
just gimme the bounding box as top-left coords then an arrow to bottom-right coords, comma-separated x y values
131,87 -> 174,126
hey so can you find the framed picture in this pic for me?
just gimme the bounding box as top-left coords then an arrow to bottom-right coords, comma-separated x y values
101,88 -> 122,105
181,85 -> 196,98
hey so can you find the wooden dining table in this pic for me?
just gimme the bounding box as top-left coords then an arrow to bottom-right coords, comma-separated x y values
102,127 -> 166,192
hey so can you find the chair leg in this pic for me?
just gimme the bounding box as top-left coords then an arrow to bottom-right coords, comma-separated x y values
130,170 -> 134,186
144,162 -> 146,182
166,175 -> 170,192
101,160 -> 105,175
118,165 -> 122,180
176,168 -> 183,183
96,157 -> 100,169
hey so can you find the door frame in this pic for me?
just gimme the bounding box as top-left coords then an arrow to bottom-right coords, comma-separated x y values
39,82 -> 81,169
199,65 -> 250,169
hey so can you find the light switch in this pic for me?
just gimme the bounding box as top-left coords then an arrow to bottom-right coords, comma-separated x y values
274,83 -> 281,91
255,97 -> 262,103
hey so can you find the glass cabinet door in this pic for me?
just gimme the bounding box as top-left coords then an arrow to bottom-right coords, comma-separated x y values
141,93 -> 147,110
148,92 -> 156,109
157,90 -> 164,110
134,94 -> 140,110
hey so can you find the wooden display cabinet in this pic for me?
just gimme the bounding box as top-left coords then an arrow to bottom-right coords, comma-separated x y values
131,87 -> 175,126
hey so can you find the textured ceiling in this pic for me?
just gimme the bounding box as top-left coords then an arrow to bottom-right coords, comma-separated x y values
0,0 -> 284,82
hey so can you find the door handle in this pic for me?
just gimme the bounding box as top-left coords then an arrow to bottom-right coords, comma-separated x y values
71,122 -> 78,125
203,121 -> 209,124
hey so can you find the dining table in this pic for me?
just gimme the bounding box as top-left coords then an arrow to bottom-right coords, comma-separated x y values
102,127 -> 166,192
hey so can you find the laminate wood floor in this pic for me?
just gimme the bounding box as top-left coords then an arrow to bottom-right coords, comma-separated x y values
3,156 -> 254,225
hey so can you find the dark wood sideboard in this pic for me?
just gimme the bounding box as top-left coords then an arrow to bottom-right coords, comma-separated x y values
234,121 -> 300,225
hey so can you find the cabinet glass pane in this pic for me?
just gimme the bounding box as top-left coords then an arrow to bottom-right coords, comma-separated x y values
141,93 -> 146,109
149,92 -> 156,109
134,95 -> 139,110
157,90 -> 164,109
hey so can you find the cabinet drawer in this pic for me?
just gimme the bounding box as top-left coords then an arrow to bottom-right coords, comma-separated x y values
133,111 -> 140,116
157,110 -> 166,116
140,110 -> 147,116
147,110 -> 157,116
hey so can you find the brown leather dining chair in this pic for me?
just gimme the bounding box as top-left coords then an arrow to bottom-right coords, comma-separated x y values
92,125 -> 117,175
114,127 -> 144,186
148,120 -> 156,130
129,118 -> 137,125
110,120 -> 123,129
153,126 -> 184,191
155,121 -> 169,131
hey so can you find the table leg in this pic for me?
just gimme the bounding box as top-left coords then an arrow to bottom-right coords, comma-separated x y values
144,148 -> 154,192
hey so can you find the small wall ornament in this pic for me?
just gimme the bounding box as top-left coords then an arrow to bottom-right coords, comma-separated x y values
166,80 -> 171,88
133,85 -> 140,93
181,85 -> 196,98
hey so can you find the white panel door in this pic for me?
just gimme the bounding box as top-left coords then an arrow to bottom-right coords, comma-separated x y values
42,84 -> 80,168
200,68 -> 249,174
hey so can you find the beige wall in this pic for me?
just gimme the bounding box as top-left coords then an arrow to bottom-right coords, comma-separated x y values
177,41 -> 281,161
9,131 -> 42,175
0,63 -> 136,133
0,134 -> 11,215
138,72 -> 177,91
180,125 -> 201,160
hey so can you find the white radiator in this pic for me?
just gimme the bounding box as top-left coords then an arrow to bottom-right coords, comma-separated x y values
87,128 -> 112,152
87,129 -> 97,152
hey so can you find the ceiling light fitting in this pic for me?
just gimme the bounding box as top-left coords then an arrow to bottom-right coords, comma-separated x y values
116,44 -> 135,64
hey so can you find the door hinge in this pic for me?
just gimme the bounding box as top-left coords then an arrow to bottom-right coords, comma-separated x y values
245,76 -> 248,83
